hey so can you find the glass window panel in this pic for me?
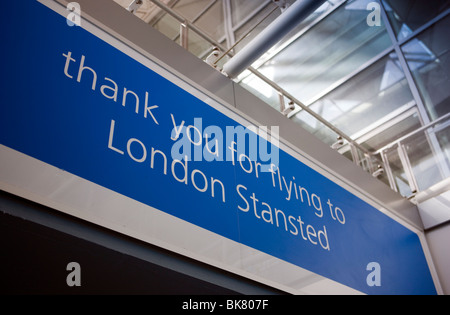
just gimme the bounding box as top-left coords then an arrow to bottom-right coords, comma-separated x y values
186,30 -> 214,58
239,72 -> 280,110
230,0 -> 281,27
152,14 -> 181,39
235,0 -> 343,57
233,4 -> 282,53
402,14 -> 450,121
383,148 -> 413,197
173,0 -> 214,21
298,53 -> 415,139
191,0 -> 225,42
361,111 -> 422,152
291,110 -> 341,146
291,0 -> 343,31
341,145 -> 366,165
436,121 -> 450,171
403,133 -> 445,191
382,0 -> 450,41
256,0 -> 393,105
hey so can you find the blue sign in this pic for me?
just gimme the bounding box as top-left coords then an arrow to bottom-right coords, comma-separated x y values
0,1 -> 437,295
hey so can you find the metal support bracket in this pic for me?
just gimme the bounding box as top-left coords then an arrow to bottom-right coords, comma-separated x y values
127,0 -> 143,14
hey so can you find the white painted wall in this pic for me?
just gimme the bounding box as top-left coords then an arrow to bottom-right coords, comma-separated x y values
426,223 -> 450,295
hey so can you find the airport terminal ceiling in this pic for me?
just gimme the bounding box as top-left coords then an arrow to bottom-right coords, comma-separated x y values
112,0 -> 450,199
